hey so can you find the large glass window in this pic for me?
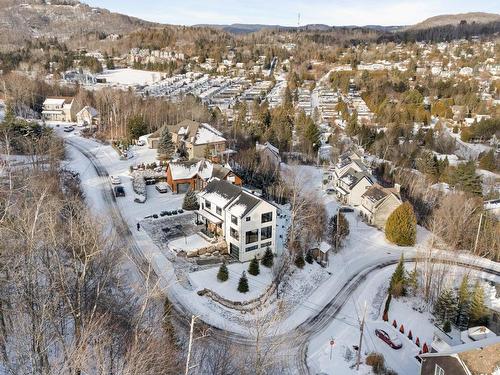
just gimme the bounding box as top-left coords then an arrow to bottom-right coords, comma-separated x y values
261,212 -> 273,223
245,229 -> 259,244
230,227 -> 239,240
434,365 -> 445,375
205,201 -> 211,210
216,206 -> 222,215
261,226 -> 272,240
246,245 -> 258,252
231,215 -> 238,225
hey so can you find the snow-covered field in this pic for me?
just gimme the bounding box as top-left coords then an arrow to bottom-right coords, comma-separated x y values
189,262 -> 273,302
96,68 -> 165,86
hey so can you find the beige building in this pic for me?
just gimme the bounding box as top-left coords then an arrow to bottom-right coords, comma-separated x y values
149,120 -> 227,160
42,97 -> 75,122
76,106 -> 100,127
359,184 -> 402,230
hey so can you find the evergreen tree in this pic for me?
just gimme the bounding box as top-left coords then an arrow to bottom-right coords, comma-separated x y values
261,247 -> 274,268
304,121 -> 321,154
385,202 -> 417,246
434,289 -> 458,324
305,251 -> 314,264
182,189 -> 199,210
346,111 -> 359,136
157,126 -> 175,159
455,275 -> 471,330
248,256 -> 260,276
389,254 -> 406,297
295,253 -> 305,269
237,271 -> 249,293
469,281 -> 488,326
443,320 -> 451,333
127,115 -> 148,140
217,262 -> 229,282
450,161 -> 482,195
479,150 -> 497,172
406,266 -> 419,297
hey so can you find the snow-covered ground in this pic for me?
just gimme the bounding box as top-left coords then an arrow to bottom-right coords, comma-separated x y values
96,68 -> 165,86
0,100 -> 5,122
189,262 -> 273,302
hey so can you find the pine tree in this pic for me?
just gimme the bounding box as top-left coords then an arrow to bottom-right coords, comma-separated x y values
399,324 -> 405,334
434,289 -> 458,324
415,337 -> 420,347
248,256 -> 260,276
237,271 -> 249,293
261,247 -> 274,268
455,275 -> 471,330
422,343 -> 429,353
182,189 -> 199,210
450,161 -> 482,195
157,126 -> 175,160
305,251 -> 314,264
389,254 -> 406,297
217,262 -> 229,282
385,202 -> 417,246
408,330 -> 413,340
392,319 -> 397,328
443,320 -> 451,333
295,253 -> 305,269
469,281 -> 488,326
407,266 -> 419,297
478,150 -> 496,172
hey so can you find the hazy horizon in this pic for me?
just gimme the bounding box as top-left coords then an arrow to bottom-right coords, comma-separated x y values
82,0 -> 500,27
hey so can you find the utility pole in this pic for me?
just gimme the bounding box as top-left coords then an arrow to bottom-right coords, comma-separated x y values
473,213 -> 483,254
356,302 -> 367,371
185,315 -> 197,375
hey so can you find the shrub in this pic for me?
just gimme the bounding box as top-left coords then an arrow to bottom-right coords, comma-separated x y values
261,247 -> 273,268
399,324 -> 404,334
217,262 -> 228,282
392,319 -> 397,328
248,256 -> 260,276
305,251 -> 314,264
295,253 -> 305,269
385,202 -> 417,246
408,330 -> 413,340
365,353 -> 385,374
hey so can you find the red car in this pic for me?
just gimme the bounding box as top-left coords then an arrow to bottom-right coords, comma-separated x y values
375,329 -> 402,349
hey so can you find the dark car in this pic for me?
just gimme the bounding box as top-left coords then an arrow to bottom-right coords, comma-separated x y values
114,186 -> 125,197
339,206 -> 354,213
375,329 -> 402,349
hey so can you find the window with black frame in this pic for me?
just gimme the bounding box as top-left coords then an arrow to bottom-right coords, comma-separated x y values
230,227 -> 239,240
261,226 -> 272,240
245,229 -> 258,244
261,212 -> 272,223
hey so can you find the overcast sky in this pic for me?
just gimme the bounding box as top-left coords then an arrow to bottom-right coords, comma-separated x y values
83,0 -> 500,26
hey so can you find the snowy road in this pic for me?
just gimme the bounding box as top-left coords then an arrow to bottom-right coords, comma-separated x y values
61,131 -> 500,374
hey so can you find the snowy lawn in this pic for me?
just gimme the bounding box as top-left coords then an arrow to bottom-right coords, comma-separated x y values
169,233 -> 212,254
189,262 -> 273,302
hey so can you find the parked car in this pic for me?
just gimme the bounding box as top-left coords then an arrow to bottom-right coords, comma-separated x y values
110,175 -> 121,185
326,188 -> 336,195
339,206 -> 354,213
375,329 -> 402,349
63,125 -> 74,132
155,182 -> 169,193
134,194 -> 146,203
114,186 -> 125,197
136,139 -> 146,146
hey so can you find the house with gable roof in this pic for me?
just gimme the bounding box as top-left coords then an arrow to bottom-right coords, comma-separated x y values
42,97 -> 75,122
196,179 -> 277,262
359,183 -> 402,230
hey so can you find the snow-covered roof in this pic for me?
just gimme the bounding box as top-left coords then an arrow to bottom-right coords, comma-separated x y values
193,123 -> 226,145
77,106 -> 99,117
168,160 -> 213,180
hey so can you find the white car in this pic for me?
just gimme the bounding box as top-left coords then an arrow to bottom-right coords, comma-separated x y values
136,139 -> 146,146
63,125 -> 74,132
110,175 -> 121,185
134,194 -> 146,204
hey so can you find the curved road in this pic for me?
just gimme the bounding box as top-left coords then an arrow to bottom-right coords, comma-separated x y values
65,137 -> 500,375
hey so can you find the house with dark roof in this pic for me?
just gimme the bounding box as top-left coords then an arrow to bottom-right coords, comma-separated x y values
336,168 -> 373,206
420,336 -> 500,375
149,120 -> 227,161
197,179 -> 277,262
359,183 -> 402,230
166,159 -> 242,194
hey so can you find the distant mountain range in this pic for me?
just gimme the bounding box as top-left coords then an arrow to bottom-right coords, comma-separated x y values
194,23 -> 404,34
0,0 -> 498,49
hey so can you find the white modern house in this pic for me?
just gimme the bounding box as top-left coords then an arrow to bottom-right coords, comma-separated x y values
359,183 -> 402,230
42,97 -> 75,122
196,179 -> 277,262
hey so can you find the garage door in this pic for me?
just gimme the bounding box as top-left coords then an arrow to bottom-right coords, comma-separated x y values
177,183 -> 191,194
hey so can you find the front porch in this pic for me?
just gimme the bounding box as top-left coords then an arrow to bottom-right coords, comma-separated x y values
194,209 -> 223,239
